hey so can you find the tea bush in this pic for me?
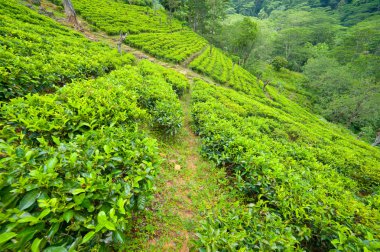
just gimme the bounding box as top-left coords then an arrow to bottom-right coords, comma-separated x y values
126,32 -> 207,63
71,0 -> 182,35
70,0 -> 207,63
1,61 -> 185,142
191,79 -> 380,251
0,0 -> 134,100
189,47 -> 262,94
0,127 -> 159,251
0,60 -> 187,249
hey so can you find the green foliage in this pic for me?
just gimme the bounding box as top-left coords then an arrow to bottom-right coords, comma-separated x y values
271,56 -> 288,71
218,17 -> 258,63
0,58 -> 187,249
71,0 -> 207,63
0,0 -> 134,100
191,79 -> 380,250
231,0 -> 379,26
72,0 -> 182,35
125,0 -> 153,7
189,46 -> 263,95
0,127 -> 159,251
126,31 -> 207,63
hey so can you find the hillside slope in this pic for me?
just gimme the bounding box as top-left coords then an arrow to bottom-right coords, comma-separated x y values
0,0 -> 379,251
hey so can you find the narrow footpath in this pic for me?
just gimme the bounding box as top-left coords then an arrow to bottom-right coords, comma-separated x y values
137,87 -> 232,251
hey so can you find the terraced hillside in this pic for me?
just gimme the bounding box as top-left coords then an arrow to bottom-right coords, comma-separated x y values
192,79 -> 380,250
0,0 -> 134,100
0,0 -> 379,251
72,0 -> 208,63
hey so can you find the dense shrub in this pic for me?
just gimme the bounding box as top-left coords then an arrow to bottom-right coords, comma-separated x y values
190,47 -> 263,95
126,32 -> 207,63
0,127 -> 159,251
72,0 -> 182,35
191,79 -> 380,251
0,0 -> 134,100
0,59 -> 187,249
272,56 -> 289,71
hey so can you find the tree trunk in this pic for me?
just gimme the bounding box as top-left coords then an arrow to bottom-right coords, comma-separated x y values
62,0 -> 80,28
372,132 -> 380,146
118,32 -> 127,55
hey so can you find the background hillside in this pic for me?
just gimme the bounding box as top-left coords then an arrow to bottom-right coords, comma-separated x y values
0,0 -> 379,251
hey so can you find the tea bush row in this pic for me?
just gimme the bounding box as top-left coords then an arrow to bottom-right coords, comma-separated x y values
0,61 -> 187,250
189,47 -> 262,94
72,0 -> 182,35
191,79 -> 380,251
0,0 -> 134,100
126,32 -> 207,63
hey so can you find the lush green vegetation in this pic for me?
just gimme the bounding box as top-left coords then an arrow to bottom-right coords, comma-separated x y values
191,79 -> 380,250
190,46 -> 262,94
126,31 -> 207,63
230,0 -> 380,26
0,55 -> 188,250
0,0 -> 134,100
221,11 -> 380,140
70,0 -> 208,63
159,0 -> 379,142
72,0 -> 182,35
1,0 -> 379,250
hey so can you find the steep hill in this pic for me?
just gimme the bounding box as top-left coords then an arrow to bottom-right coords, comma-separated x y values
0,0 -> 379,251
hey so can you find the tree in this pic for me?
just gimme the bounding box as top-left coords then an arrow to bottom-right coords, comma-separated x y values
186,0 -> 208,32
372,131 -> 380,147
204,0 -> 229,47
62,0 -> 80,29
272,56 -> 288,71
233,18 -> 258,64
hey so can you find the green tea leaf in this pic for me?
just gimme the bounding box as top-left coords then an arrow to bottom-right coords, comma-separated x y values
97,211 -> 107,225
117,198 -> 126,214
104,221 -> 116,231
45,157 -> 58,173
81,231 -> 95,244
51,136 -> 61,145
19,190 -> 40,210
73,193 -> 85,205
68,237 -> 82,252
31,238 -> 42,252
113,230 -> 126,244
0,232 -> 17,245
71,189 -> 86,195
25,150 -> 35,161
43,246 -> 67,252
38,209 -> 51,219
103,145 -> 111,154
63,210 -> 74,223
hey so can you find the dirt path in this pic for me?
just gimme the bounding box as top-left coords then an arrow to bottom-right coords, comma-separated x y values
131,86 -> 230,251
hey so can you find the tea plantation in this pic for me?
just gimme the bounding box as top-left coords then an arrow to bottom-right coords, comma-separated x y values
0,0 -> 379,251
190,46 -> 263,94
191,79 -> 380,251
0,0 -> 134,100
71,0 -> 183,34
0,59 -> 188,250
126,31 -> 207,63
71,0 -> 208,63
